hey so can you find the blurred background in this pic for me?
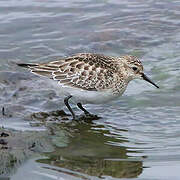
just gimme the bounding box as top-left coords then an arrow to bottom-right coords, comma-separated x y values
0,0 -> 180,179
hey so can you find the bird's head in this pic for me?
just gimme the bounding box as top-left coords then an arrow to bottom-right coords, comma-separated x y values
119,55 -> 159,88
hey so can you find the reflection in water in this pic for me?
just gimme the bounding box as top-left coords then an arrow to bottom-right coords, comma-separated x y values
37,121 -> 143,179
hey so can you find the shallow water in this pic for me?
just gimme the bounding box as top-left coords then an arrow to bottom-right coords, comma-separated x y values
1,0 -> 180,179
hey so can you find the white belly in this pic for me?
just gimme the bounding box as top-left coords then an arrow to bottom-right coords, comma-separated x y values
48,80 -> 122,104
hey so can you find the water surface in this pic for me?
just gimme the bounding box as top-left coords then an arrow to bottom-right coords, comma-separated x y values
0,0 -> 180,179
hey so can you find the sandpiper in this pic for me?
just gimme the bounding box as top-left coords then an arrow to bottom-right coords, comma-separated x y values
17,53 -> 159,119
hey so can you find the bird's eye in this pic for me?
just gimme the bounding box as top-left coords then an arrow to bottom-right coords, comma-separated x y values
132,67 -> 137,71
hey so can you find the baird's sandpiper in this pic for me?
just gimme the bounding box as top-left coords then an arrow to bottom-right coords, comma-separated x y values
18,53 -> 159,119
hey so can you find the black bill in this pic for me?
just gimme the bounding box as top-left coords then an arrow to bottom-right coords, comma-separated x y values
142,73 -> 159,88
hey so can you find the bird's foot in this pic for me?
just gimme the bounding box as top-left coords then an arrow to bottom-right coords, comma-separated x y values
72,115 -> 80,121
72,113 -> 100,122
85,113 -> 99,119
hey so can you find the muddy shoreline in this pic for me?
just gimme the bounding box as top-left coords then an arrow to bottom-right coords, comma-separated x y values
0,126 -> 54,177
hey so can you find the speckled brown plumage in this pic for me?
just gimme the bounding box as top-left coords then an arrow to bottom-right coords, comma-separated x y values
19,53 -> 144,94
17,53 -> 159,97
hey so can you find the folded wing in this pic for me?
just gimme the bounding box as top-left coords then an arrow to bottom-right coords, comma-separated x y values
18,54 -> 116,91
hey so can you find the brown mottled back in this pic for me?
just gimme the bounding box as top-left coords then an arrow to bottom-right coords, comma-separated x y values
27,53 -> 120,91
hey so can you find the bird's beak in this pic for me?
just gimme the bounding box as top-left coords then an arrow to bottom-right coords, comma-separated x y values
142,73 -> 159,88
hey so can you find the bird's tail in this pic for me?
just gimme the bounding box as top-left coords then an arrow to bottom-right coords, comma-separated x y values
17,63 -> 38,68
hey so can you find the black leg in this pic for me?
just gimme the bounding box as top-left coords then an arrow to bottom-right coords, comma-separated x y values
77,102 -> 90,115
64,95 -> 76,119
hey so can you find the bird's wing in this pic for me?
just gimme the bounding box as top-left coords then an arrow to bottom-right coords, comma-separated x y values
23,54 -> 116,91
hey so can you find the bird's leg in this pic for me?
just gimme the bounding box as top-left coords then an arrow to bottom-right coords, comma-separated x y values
64,95 -> 76,119
77,102 -> 91,115
77,103 -> 99,120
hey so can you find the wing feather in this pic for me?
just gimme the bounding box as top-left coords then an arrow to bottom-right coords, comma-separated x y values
23,53 -> 116,91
